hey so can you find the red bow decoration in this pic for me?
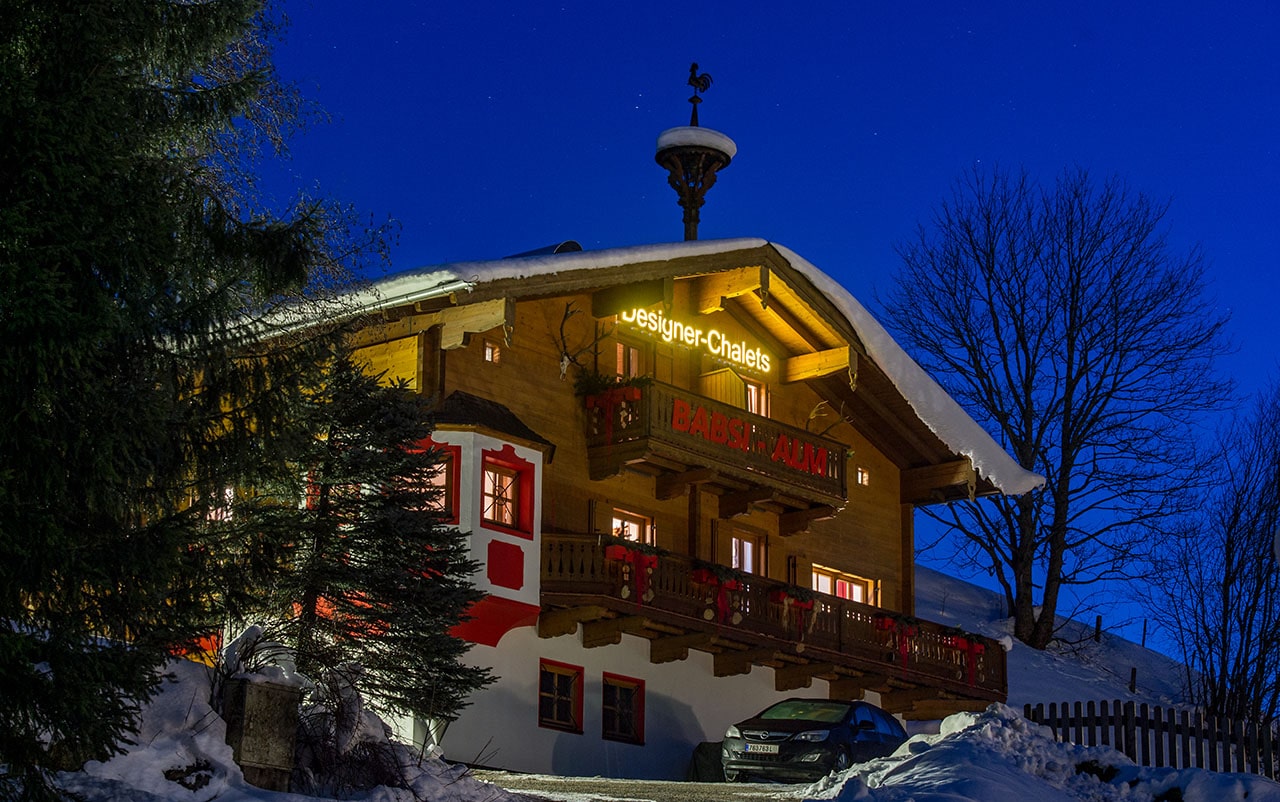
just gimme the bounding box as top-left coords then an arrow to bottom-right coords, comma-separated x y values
873,614 -> 917,669
691,568 -> 742,622
585,386 -> 642,444
605,544 -> 658,604
769,590 -> 816,636
942,634 -> 987,685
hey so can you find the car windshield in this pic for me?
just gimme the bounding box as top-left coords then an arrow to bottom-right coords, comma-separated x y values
757,700 -> 851,723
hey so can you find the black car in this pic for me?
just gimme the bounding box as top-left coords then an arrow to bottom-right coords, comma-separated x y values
720,698 -> 908,782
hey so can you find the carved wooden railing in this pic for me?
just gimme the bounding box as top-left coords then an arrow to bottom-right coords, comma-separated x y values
583,382 -> 847,505
542,533 -> 1006,701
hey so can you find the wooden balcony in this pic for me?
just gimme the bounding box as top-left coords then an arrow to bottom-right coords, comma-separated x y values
541,534 -> 1006,720
583,382 -> 846,526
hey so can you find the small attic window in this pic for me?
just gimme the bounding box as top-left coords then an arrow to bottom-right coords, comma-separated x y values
856,466 -> 870,487
484,340 -> 501,364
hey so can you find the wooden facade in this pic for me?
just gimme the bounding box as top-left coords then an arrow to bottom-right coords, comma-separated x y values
349,240 -> 1038,777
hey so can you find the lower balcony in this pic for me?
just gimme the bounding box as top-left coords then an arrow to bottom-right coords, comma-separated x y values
540,533 -> 1006,720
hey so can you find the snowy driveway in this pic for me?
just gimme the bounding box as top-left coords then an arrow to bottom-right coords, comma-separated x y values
473,770 -> 788,802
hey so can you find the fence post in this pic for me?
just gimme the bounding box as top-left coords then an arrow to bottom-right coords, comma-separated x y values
1073,700 -> 1084,746
1099,700 -> 1111,748
1207,712 -> 1220,772
1122,701 -> 1137,762
1152,704 -> 1164,767
1086,701 -> 1097,747
1138,703 -> 1151,767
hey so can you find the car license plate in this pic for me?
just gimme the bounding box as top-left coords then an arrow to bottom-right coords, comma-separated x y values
744,743 -> 779,754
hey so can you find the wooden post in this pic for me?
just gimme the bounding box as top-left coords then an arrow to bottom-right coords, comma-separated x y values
223,678 -> 302,792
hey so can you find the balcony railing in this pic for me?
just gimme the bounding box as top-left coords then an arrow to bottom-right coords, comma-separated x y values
541,533 -> 1006,704
583,381 -> 847,506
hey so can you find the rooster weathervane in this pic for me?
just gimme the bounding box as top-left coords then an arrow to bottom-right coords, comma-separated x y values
687,62 -> 713,126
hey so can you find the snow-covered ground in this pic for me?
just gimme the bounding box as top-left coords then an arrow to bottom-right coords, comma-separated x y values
52,569 -> 1279,802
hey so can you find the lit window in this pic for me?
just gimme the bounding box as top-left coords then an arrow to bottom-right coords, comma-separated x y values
482,463 -> 519,528
616,341 -> 642,379
731,533 -> 761,575
538,659 -> 583,733
602,673 -> 645,744
480,445 -> 534,535
856,466 -> 870,486
811,564 -> 877,605
206,486 -> 235,521
745,378 -> 767,417
484,340 -> 501,363
423,444 -> 460,524
612,509 -> 654,545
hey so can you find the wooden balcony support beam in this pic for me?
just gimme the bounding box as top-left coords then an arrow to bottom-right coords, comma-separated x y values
878,686 -> 947,714
901,698 -> 990,721
775,662 -> 839,692
714,648 -> 785,677
655,467 -> 717,500
778,505 -> 837,536
538,605 -> 610,639
650,631 -> 722,664
581,615 -> 650,649
717,487 -> 774,518
827,674 -> 891,700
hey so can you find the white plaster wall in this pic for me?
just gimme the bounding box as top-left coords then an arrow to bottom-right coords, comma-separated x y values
441,624 -> 875,780
430,430 -> 542,607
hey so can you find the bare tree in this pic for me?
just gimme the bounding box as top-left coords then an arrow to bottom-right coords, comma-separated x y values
882,167 -> 1230,649
1148,386 -> 1280,725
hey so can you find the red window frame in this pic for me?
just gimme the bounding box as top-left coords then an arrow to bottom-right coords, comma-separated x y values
481,444 -> 534,537
420,440 -> 461,525
538,659 -> 583,734
601,672 -> 645,745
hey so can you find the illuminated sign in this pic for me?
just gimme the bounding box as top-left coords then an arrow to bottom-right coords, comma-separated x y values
619,307 -> 771,375
670,397 -> 831,478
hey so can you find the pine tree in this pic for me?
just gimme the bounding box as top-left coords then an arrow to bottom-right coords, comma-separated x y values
0,1 -> 359,795
246,350 -> 492,726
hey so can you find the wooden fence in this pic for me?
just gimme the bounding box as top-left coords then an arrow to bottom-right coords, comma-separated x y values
1024,700 -> 1278,780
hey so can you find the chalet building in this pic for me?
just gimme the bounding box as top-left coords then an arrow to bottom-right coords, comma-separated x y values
344,237 -> 1043,779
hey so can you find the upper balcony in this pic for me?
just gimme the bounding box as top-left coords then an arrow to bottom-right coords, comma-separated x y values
541,534 -> 1006,719
583,381 -> 846,531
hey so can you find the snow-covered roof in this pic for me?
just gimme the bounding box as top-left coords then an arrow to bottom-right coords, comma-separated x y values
357,238 -> 1044,496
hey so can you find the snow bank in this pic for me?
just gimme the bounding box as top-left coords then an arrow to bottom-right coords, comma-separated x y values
55,658 -> 524,802
800,704 -> 1280,802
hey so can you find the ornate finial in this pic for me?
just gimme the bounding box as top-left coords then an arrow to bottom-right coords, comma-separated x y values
687,62 -> 713,126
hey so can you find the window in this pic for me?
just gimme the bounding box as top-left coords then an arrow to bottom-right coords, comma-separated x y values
481,445 -> 534,535
616,341 -> 643,379
602,673 -> 645,744
484,340 -> 501,363
811,564 -> 878,605
611,509 -> 654,545
744,378 -> 768,417
731,532 -> 762,575
482,463 -> 519,527
422,442 -> 460,524
538,659 -> 583,733
856,465 -> 870,487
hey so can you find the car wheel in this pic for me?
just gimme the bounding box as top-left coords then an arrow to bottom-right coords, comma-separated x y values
832,747 -> 852,773
723,768 -> 741,782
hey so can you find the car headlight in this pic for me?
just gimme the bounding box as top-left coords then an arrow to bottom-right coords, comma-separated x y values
725,725 -> 741,739
793,730 -> 829,742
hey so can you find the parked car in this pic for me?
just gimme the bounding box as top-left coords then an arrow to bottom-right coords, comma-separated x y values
720,697 -> 908,782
